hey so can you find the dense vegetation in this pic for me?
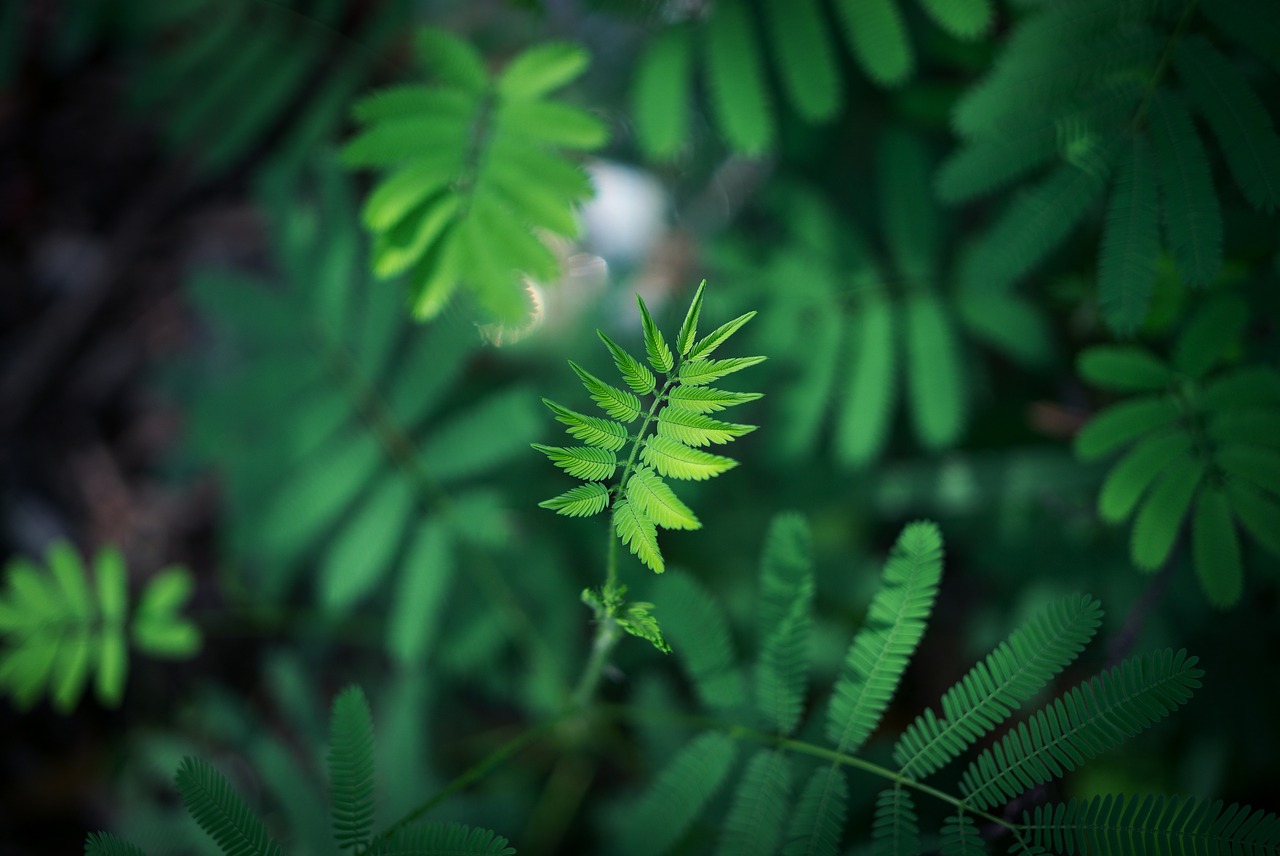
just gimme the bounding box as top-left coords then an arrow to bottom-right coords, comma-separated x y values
1,0 -> 1278,853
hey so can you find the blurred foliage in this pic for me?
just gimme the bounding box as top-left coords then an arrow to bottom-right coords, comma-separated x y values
3,0 -> 1279,853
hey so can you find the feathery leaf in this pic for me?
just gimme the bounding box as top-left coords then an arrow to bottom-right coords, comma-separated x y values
657,407 -> 756,447
678,356 -> 768,387
614,498 -> 663,574
532,444 -> 618,482
872,786 -> 921,856
831,0 -> 912,87
538,483 -> 612,518
626,465 -> 700,530
1149,90 -> 1222,287
1075,396 -> 1179,461
622,732 -> 738,856
641,435 -> 738,481
632,27 -> 693,160
1098,135 -> 1160,335
717,750 -> 792,856
599,332 -> 658,395
637,295 -> 675,374
704,2 -> 773,154
329,685 -> 376,850
676,280 -> 706,357
543,399 -> 629,451
782,766 -> 848,856
834,295 -> 897,467
176,756 -> 283,856
570,361 -> 644,423
1131,453 -> 1205,570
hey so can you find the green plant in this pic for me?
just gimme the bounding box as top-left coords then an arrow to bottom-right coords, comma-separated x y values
86,684 -> 515,856
342,27 -> 606,322
0,541 -> 199,711
1074,293 -> 1280,606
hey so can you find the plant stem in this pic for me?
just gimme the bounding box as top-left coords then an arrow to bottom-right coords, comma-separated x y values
570,613 -> 622,711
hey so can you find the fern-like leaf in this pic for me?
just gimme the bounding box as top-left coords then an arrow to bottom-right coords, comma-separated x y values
538,483 -> 612,518
678,356 -> 768,388
656,407 -> 756,447
1077,346 -> 1171,391
704,1 -> 773,154
755,514 -> 814,736
688,312 -> 758,361
1074,396 -> 1179,461
782,766 -> 848,856
1097,430 -> 1191,523
542,399 -> 629,451
658,573 -> 746,711
762,0 -> 841,122
894,594 -> 1104,779
84,832 -> 148,856
831,0 -> 912,87
599,332 -> 658,395
637,295 -> 675,374
1174,34 -> 1280,213
614,499 -> 664,574
834,294 -> 897,467
872,785 -> 921,856
640,435 -> 738,481
329,685 -> 376,850
369,822 -> 516,855
717,750 -> 792,856
175,756 -> 284,856
631,26 -> 693,160
666,385 -> 763,413
621,732 -> 739,856
626,465 -> 700,530
1131,453 -> 1205,570
959,649 -> 1202,811
1022,793 -> 1280,856
1149,90 -> 1222,287
941,813 -> 987,855
676,280 -> 706,357
1097,135 -> 1160,335
569,361 -> 644,423
531,444 -> 618,482
904,293 -> 966,450
826,522 -> 943,755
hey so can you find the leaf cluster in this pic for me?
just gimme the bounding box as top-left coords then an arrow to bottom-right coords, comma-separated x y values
343,28 -> 607,321
942,0 -> 1280,334
0,541 -> 198,712
1074,294 -> 1280,606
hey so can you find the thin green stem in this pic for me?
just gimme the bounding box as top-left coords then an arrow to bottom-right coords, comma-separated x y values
570,614 -> 622,711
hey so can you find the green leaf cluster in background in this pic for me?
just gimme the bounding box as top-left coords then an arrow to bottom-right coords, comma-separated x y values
343,28 -> 606,321
0,542 -> 198,711
1075,294 -> 1280,606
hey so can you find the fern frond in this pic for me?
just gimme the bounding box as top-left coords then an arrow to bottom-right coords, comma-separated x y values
1022,793 -> 1280,856
84,832 -> 148,856
782,766 -> 848,856
640,435 -> 738,481
175,756 -> 284,856
704,1 -> 773,154
757,513 -> 814,642
658,574 -> 745,711
894,594 -> 1104,779
569,361 -> 644,423
756,595 -> 812,736
329,686 -> 376,850
613,499 -> 664,574
656,407 -> 756,447
1149,90 -> 1222,287
904,293 -> 966,450
531,444 -> 618,482
631,26 -> 693,160
1097,430 -> 1191,523
959,649 -> 1202,811
621,732 -> 739,856
369,821 -> 516,855
872,785 -> 921,856
834,294 -> 897,468
1175,34 -> 1280,213
625,465 -> 701,530
762,0 -> 841,122
1074,396 -> 1179,461
538,483 -> 612,518
676,280 -> 706,357
831,0 -> 912,87
717,750 -> 793,856
826,522 -> 943,755
678,356 -> 768,387
1097,135 -> 1160,335
688,311 -> 758,360
941,813 -> 987,856
599,332 -> 658,395
1077,345 -> 1171,391
542,399 -> 630,451
667,385 -> 763,413
637,295 -> 676,374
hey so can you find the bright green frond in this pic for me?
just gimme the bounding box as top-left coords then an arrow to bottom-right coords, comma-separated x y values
959,649 -> 1202,811
872,786 -> 921,856
414,28 -> 487,91
1193,485 -> 1243,608
1074,396 -> 1179,461
676,280 -> 706,357
717,750 -> 793,856
667,385 -> 763,413
1022,794 -> 1280,856
641,435 -> 738,481
176,756 -> 284,856
782,766 -> 848,856
1077,345 -> 1171,391
1149,91 -> 1222,287
632,27 -> 693,160
543,399 -> 629,451
532,443 -> 618,482
1098,135 -> 1160,335
621,732 -> 738,856
762,0 -> 841,122
688,311 -> 757,360
626,465 -> 701,530
1131,453 -> 1205,570
704,1 -> 773,154
678,356 -> 768,387
657,407 -> 756,447
599,331 -> 658,395
1175,35 -> 1280,213
370,822 -> 516,855
1098,431 -> 1192,523
496,41 -> 590,99
826,522 -> 943,755
831,0 -> 913,87
614,498 -> 664,574
329,685 -> 376,850
539,483 -> 612,518
636,295 -> 676,374
894,594 -> 1104,779
570,361 -> 644,423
